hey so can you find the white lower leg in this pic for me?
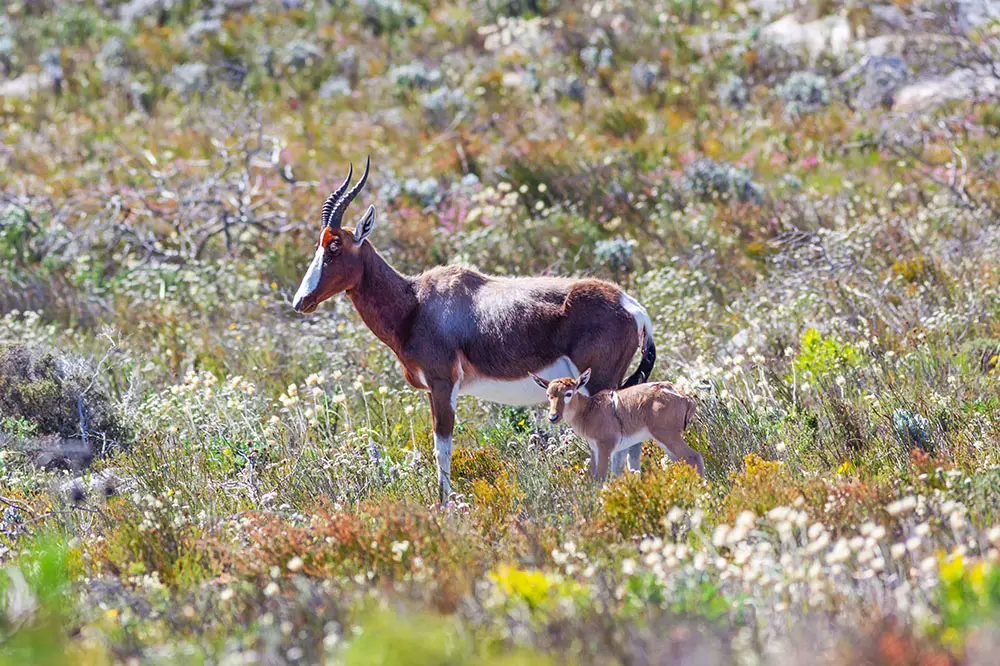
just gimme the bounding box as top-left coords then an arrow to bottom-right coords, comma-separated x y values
610,450 -> 628,476
434,432 -> 453,502
626,444 -> 642,472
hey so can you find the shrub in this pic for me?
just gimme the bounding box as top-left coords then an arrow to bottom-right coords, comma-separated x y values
792,328 -> 860,380
724,453 -> 801,521
629,61 -> 659,94
600,461 -> 708,539
593,237 -> 636,273
166,62 -> 210,97
893,409 -> 934,453
0,345 -> 126,449
716,74 -> 749,109
938,555 -> 1000,648
599,106 -> 647,140
357,0 -> 426,36
777,71 -> 830,115
683,158 -> 764,204
343,608 -> 556,665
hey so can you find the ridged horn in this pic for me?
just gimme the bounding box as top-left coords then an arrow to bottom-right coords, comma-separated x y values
321,162 -> 353,228
327,155 -> 370,229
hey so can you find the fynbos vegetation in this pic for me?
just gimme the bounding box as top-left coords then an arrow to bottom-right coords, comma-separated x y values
2,0 -> 1000,664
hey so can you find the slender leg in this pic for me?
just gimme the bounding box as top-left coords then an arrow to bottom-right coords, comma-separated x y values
650,432 -> 705,477
626,444 -> 642,472
594,446 -> 612,482
428,381 -> 456,503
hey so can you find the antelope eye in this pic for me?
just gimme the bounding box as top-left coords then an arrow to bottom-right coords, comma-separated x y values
324,239 -> 341,260
564,390 -> 573,398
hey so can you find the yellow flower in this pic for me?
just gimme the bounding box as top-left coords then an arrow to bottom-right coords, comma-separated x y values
939,552 -> 965,585
106,608 -> 119,619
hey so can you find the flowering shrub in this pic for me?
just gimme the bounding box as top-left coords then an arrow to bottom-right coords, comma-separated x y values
4,0 -> 1000,661
600,460 -> 708,539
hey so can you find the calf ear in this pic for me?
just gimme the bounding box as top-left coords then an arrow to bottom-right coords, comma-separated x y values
576,368 -> 592,389
529,372 -> 549,389
353,205 -> 377,243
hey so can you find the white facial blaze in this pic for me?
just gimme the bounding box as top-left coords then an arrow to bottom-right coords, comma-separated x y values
293,245 -> 325,308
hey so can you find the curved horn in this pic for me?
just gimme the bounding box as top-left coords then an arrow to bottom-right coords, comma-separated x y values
327,155 -> 370,229
321,163 -> 353,228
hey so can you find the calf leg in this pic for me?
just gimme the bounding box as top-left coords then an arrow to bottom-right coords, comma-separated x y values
594,446 -> 612,482
428,380 -> 457,503
650,430 -> 705,477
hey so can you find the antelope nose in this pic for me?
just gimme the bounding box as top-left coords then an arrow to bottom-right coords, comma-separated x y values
548,413 -> 560,423
292,297 -> 304,312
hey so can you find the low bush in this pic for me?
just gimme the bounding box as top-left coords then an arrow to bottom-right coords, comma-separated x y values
600,461 -> 708,539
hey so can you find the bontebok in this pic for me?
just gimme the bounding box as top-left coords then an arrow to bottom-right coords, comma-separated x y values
293,158 -> 659,501
532,368 -> 703,480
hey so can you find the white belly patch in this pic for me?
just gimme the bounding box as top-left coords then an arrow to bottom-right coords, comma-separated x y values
458,356 -> 583,406
612,428 -> 652,455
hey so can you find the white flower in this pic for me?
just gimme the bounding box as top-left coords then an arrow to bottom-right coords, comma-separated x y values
826,538 -> 851,565
712,524 -> 730,548
886,496 -> 917,516
264,582 -> 280,597
621,558 -> 636,575
890,543 -> 907,559
287,556 -> 304,572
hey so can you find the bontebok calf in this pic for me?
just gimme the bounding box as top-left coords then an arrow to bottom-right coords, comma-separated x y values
531,369 -> 704,480
292,158 -> 658,501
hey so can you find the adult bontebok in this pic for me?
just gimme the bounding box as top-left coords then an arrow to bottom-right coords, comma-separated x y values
531,368 -> 704,480
292,158 -> 657,501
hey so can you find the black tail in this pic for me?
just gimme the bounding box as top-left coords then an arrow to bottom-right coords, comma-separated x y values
620,330 -> 656,388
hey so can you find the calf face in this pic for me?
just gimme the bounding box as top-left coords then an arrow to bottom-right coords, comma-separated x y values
531,368 -> 591,423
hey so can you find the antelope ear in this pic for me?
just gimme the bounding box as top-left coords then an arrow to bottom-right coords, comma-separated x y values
529,372 -> 549,389
353,205 -> 376,244
576,368 -> 592,389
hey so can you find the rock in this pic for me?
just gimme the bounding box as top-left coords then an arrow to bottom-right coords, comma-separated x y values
759,13 -> 851,63
893,67 -> 1000,112
319,76 -> 352,98
955,0 -> 1000,34
0,71 -> 56,98
870,4 -> 910,30
167,62 -> 210,97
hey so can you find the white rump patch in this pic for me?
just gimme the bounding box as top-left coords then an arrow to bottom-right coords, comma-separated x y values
459,356 -> 584,406
620,293 -> 653,341
293,245 -> 325,308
